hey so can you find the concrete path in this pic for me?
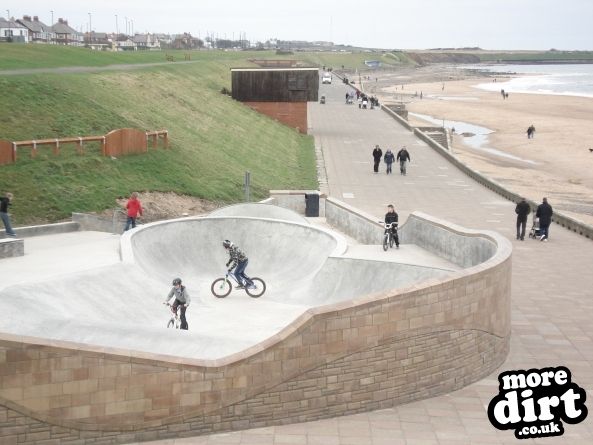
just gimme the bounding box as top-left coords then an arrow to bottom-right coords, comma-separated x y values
142,77 -> 593,442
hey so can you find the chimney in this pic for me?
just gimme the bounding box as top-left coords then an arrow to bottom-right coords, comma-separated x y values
33,16 -> 39,22
58,18 -> 64,24
64,20 -> 68,26
23,15 -> 31,21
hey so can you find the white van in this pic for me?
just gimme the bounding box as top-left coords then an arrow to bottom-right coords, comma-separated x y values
322,72 -> 332,84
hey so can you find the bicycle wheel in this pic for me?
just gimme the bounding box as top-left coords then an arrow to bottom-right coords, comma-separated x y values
211,278 -> 232,298
383,234 -> 389,251
167,318 -> 175,328
389,233 -> 395,248
245,278 -> 266,298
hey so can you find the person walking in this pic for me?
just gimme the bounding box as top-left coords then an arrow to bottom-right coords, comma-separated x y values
124,192 -> 143,232
535,197 -> 553,241
0,192 -> 16,237
396,146 -> 411,175
515,197 -> 531,240
384,149 -> 395,174
163,278 -> 190,330
372,145 -> 383,173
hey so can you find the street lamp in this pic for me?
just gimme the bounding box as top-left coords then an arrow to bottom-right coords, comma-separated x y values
88,12 -> 91,42
49,10 -> 54,44
115,14 -> 118,35
6,10 -> 10,40
131,19 -> 134,36
124,16 -> 127,36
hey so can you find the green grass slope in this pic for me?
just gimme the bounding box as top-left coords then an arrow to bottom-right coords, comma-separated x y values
0,50 -> 317,225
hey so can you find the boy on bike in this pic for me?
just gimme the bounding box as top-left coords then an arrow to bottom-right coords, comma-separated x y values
384,205 -> 400,248
163,278 -> 190,330
223,240 -> 251,289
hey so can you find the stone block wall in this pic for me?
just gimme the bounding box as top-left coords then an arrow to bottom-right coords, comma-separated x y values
0,239 -> 24,258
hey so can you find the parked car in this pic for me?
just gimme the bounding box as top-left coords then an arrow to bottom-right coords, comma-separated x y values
322,72 -> 332,84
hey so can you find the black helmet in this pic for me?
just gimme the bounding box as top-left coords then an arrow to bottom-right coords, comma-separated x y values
222,240 -> 232,248
172,278 -> 182,286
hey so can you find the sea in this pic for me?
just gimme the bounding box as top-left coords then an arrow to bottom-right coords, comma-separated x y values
467,64 -> 593,99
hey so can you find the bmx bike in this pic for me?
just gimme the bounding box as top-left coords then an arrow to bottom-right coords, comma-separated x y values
164,303 -> 182,329
380,221 -> 399,251
211,271 -> 266,298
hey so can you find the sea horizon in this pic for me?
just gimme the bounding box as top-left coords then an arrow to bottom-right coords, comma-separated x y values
468,64 -> 593,99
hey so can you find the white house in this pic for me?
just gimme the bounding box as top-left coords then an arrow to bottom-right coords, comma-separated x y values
133,33 -> 160,50
17,15 -> 53,43
0,17 -> 29,43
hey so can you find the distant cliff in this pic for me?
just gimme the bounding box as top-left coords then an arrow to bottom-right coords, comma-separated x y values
404,52 -> 481,65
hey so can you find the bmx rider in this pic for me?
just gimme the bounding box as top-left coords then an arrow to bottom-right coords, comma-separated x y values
223,240 -> 250,289
163,278 -> 190,330
385,204 -> 400,248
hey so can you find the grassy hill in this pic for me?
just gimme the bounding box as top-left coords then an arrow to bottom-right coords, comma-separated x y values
0,46 -> 319,225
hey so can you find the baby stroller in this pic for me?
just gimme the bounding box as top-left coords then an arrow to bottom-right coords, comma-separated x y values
528,217 -> 542,239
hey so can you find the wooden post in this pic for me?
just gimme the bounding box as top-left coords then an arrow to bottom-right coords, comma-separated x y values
31,141 -> 37,158
77,137 -> 83,154
164,131 -> 169,148
12,142 -> 17,162
152,134 -> 157,148
101,136 -> 106,156
53,139 -> 60,155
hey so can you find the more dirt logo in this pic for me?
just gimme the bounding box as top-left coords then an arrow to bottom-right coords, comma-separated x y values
487,366 -> 587,439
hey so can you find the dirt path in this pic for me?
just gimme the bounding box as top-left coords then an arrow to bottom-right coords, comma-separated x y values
0,60 -> 199,76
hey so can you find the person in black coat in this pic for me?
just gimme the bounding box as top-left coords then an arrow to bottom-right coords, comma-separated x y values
372,145 -> 383,173
515,197 -> 531,240
535,197 -> 553,241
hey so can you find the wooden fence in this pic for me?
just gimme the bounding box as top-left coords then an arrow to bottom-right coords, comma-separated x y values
0,129 -> 168,166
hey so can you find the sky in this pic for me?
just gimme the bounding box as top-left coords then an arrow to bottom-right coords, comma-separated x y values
5,0 -> 593,50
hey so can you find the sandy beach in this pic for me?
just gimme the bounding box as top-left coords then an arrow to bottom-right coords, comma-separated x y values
365,68 -> 593,226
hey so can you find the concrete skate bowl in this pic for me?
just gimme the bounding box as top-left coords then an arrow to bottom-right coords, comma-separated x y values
0,210 -> 511,443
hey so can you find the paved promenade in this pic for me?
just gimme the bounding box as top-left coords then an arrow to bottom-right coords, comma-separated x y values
142,80 -> 593,443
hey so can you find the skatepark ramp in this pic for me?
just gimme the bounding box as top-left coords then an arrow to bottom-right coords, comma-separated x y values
0,204 -> 511,444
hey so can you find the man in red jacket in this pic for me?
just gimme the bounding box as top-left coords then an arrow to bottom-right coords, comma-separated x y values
124,192 -> 143,232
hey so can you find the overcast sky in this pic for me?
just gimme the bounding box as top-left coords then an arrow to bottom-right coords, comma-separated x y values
5,0 -> 593,50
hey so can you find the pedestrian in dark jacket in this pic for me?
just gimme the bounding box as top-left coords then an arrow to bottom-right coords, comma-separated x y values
0,192 -> 16,237
515,197 -> 531,240
372,145 -> 383,173
384,149 -> 395,174
396,147 -> 411,175
535,197 -> 553,241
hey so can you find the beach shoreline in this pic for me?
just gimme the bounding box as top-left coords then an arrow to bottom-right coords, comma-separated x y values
366,66 -> 593,226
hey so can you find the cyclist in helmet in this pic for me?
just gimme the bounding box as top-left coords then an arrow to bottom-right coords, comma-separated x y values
163,277 -> 191,330
223,240 -> 250,289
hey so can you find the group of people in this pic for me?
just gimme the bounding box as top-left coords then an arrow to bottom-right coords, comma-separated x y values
526,125 -> 536,139
372,145 -> 411,175
515,196 -> 553,241
348,91 -> 379,109
164,239 -> 251,331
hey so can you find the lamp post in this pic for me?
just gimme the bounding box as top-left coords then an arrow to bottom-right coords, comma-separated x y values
88,12 -> 91,43
115,14 -> 118,35
131,19 -> 134,37
124,16 -> 127,36
49,10 -> 53,44
6,10 -> 10,41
